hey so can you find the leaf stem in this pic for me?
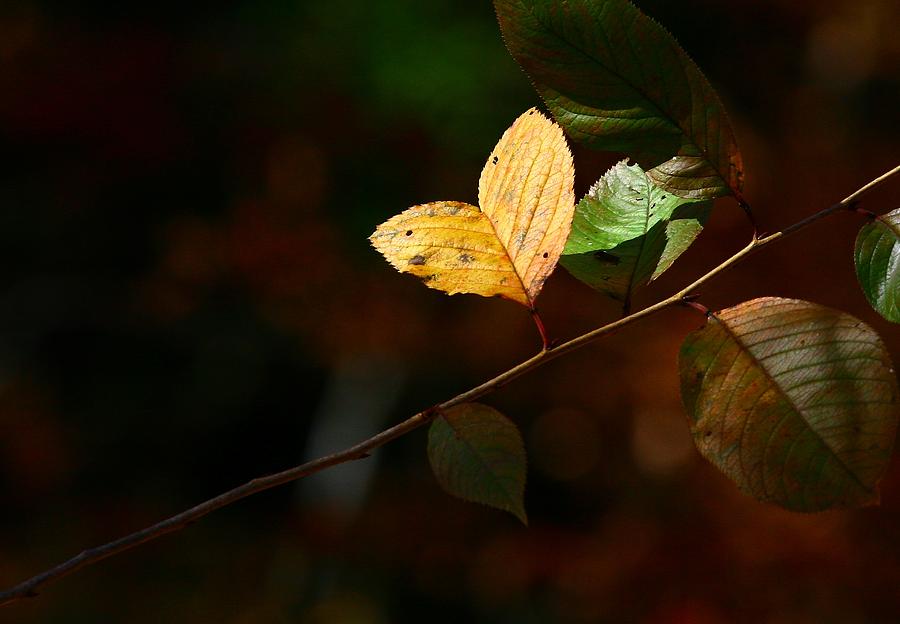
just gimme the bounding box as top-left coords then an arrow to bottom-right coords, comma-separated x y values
738,196 -> 758,239
682,299 -> 711,317
529,307 -> 551,351
1,163 -> 898,608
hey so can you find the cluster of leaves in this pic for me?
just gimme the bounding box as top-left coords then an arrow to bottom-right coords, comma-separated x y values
371,0 -> 899,518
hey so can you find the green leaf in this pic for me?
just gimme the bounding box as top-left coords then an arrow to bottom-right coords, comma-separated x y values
679,297 -> 899,512
494,0 -> 744,200
855,209 -> 900,322
427,403 -> 527,523
560,161 -> 710,302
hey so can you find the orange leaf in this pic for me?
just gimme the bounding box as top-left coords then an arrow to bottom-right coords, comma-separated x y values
370,109 -> 575,307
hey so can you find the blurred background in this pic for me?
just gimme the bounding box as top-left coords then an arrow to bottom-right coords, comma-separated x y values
1,0 -> 900,621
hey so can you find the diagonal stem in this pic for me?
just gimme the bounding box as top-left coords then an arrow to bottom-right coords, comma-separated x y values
1,163 -> 898,608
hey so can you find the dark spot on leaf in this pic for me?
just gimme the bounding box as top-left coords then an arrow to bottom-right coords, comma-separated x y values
421,274 -> 436,283
408,255 -> 427,266
492,156 -> 499,165
705,431 -> 712,437
500,277 -> 508,285
593,251 -> 620,265
459,253 -> 474,263
406,230 -> 413,236
542,252 -> 549,258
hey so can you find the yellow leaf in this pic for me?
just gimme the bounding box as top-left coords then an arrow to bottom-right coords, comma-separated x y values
369,109 -> 575,307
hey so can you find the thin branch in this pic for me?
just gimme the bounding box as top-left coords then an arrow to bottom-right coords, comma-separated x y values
0,410 -> 437,607
1,163 -> 898,608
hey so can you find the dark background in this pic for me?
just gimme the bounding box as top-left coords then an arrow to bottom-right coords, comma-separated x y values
2,0 -> 900,621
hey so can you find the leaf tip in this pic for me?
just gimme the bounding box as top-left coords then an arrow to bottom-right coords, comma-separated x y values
427,403 -> 528,523
511,504 -> 529,526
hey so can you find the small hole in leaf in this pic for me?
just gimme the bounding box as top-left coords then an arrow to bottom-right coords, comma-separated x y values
528,110 -> 535,115
406,230 -> 413,236
492,156 -> 499,165
542,252 -> 549,258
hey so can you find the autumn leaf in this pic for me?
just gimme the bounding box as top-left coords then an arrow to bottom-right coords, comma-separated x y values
369,108 -> 575,307
679,297 -> 899,512
494,0 -> 744,201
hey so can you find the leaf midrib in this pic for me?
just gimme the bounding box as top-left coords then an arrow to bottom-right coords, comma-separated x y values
623,169 -> 656,307
513,0 -> 731,192
441,416 -> 523,513
478,205 -> 533,306
712,313 -> 873,495
875,214 -> 900,240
